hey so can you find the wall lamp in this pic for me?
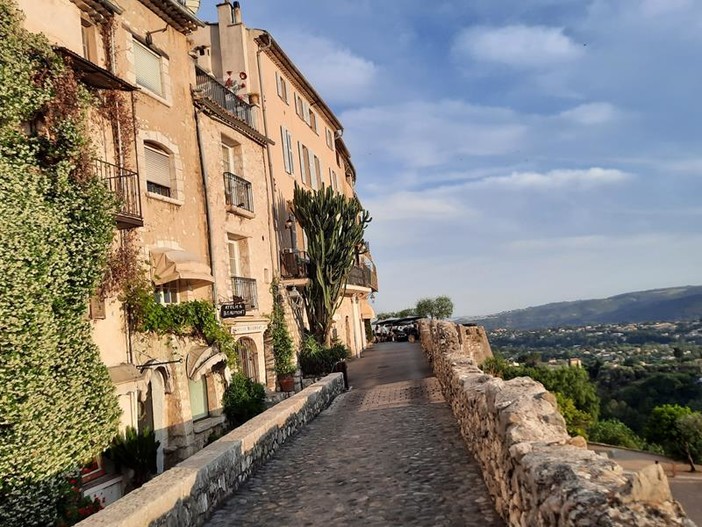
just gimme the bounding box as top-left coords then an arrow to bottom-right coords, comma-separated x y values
145,25 -> 168,47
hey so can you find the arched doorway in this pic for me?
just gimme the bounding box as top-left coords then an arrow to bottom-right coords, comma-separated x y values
138,370 -> 167,474
238,337 -> 259,381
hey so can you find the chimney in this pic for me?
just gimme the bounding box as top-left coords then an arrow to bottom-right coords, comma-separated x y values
232,1 -> 242,24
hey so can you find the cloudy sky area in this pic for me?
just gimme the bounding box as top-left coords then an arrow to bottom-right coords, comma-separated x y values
198,0 -> 702,317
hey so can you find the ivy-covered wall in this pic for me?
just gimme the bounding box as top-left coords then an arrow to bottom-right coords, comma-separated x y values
0,1 -> 121,525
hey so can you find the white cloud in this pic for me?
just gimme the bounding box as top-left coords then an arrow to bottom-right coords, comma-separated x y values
453,25 -> 583,69
559,102 -> 620,125
364,190 -> 466,221
276,33 -> 377,104
640,0 -> 692,17
472,167 -> 632,189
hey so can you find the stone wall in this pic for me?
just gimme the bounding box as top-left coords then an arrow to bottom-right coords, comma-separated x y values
419,319 -> 695,527
78,373 -> 345,527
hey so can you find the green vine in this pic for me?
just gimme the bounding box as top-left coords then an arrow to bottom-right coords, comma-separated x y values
124,281 -> 240,368
0,1 -> 120,524
269,279 -> 296,376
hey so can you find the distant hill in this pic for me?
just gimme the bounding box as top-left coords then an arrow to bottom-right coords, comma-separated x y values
457,286 -> 702,330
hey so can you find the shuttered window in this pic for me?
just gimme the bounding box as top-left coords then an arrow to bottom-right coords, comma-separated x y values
134,40 -> 163,96
275,71 -> 288,103
330,168 -> 338,192
144,143 -> 172,195
281,127 -> 294,175
298,143 -> 311,186
222,143 -> 232,173
312,153 -> 321,190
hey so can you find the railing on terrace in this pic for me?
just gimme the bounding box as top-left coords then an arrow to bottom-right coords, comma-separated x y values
232,276 -> 258,309
95,159 -> 143,229
224,172 -> 253,213
196,67 -> 255,128
280,250 -> 309,279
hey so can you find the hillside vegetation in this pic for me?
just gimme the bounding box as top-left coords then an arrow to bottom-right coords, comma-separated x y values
460,286 -> 702,329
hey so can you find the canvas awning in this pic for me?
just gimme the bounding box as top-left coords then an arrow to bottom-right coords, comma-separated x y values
151,249 -> 215,286
360,298 -> 375,320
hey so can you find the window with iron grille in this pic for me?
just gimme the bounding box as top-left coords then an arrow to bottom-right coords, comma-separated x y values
224,173 -> 253,213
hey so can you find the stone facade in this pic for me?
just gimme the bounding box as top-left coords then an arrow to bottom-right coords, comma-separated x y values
419,319 -> 696,527
78,373 -> 345,527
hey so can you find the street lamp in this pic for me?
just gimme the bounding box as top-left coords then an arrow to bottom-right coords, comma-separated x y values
284,214 -> 295,250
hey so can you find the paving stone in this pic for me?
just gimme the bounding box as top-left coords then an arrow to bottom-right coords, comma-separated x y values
205,343 -> 504,527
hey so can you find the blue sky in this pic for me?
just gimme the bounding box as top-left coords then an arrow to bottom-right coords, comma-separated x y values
197,0 -> 702,317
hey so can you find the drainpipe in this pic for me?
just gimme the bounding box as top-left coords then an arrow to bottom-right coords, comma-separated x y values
194,107 -> 219,305
255,32 -> 280,275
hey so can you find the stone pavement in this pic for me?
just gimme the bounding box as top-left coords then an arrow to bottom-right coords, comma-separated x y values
205,342 -> 503,527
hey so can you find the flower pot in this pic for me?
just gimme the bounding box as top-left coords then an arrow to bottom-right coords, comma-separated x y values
277,374 -> 295,392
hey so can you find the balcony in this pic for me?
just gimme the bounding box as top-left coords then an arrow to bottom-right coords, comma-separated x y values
232,276 -> 258,309
196,67 -> 255,129
280,250 -> 309,280
95,159 -> 143,229
347,263 -> 378,292
224,172 -> 254,214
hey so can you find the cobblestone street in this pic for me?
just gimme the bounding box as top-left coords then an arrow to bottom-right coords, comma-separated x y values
205,342 -> 503,527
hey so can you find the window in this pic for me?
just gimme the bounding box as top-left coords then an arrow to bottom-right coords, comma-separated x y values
298,143 -> 311,186
280,127 -> 294,175
294,93 -> 303,118
154,282 -> 178,304
312,153 -> 321,190
188,377 -> 209,421
275,71 -> 288,103
144,143 -> 172,197
325,128 -> 334,150
222,143 -> 233,173
81,19 -> 98,63
294,94 -> 313,126
134,39 -> 163,96
309,111 -> 317,133
329,168 -> 339,192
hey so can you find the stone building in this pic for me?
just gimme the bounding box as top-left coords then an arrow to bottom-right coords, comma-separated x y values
192,1 -> 378,356
14,0 -> 377,506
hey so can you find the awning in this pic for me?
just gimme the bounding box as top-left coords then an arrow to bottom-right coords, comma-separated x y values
360,299 -> 375,320
56,47 -> 137,91
109,363 -> 145,386
151,249 -> 215,286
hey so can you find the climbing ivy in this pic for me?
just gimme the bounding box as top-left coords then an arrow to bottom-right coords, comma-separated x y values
0,1 -> 120,524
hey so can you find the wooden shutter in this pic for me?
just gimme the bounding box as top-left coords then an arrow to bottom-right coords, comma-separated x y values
133,40 -> 163,95
286,130 -> 294,174
144,144 -> 171,187
298,142 -> 308,184
280,127 -> 291,173
312,154 -> 321,190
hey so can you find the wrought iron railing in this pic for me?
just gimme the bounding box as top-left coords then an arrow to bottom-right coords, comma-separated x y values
232,276 -> 258,309
347,264 -> 378,291
280,250 -> 309,279
95,159 -> 143,229
196,67 -> 255,128
224,172 -> 253,213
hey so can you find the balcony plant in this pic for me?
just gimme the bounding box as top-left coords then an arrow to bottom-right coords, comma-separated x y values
269,280 -> 296,391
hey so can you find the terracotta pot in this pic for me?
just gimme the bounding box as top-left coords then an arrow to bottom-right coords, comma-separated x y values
278,374 -> 295,392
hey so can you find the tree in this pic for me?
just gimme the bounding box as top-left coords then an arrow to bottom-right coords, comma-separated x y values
645,404 -> 693,457
415,298 -> 434,318
677,413 -> 702,472
415,296 -> 454,319
293,184 -> 371,344
589,419 -> 643,450
433,296 -> 454,319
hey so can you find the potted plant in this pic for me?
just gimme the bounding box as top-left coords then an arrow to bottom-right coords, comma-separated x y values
270,280 -> 297,392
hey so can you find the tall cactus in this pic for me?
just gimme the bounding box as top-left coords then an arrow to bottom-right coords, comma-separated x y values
292,184 -> 371,344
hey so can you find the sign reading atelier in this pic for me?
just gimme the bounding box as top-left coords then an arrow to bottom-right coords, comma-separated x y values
221,297 -> 246,318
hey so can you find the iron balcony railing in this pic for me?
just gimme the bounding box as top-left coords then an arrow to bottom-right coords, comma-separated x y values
347,263 -> 378,291
224,172 -> 254,213
280,250 -> 309,279
196,67 -> 255,128
95,159 -> 143,229
232,276 -> 258,309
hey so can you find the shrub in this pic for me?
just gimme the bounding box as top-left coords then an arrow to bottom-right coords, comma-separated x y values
104,427 -> 160,489
223,372 -> 266,428
589,419 -> 644,450
299,335 -> 350,377
55,475 -> 103,526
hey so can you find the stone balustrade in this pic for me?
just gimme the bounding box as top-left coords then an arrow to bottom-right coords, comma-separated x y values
78,373 -> 345,527
419,319 -> 695,527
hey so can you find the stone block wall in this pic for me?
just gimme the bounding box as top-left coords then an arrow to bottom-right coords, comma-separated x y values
419,319 -> 695,527
78,373 -> 345,527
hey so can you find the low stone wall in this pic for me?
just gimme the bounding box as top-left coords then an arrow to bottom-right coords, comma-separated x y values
419,319 -> 695,527
79,373 -> 345,527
